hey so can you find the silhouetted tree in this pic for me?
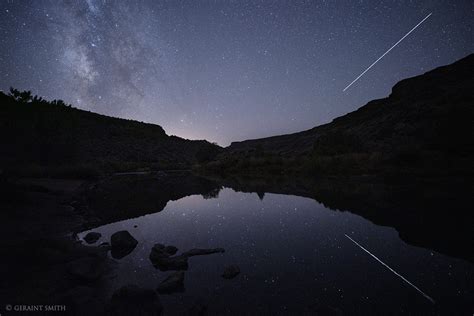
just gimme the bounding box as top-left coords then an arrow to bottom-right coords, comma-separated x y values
8,87 -> 32,103
32,95 -> 44,103
19,90 -> 32,103
8,87 -> 20,100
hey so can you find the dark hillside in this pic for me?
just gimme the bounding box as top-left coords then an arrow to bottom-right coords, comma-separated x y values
210,54 -> 474,176
0,90 -> 221,177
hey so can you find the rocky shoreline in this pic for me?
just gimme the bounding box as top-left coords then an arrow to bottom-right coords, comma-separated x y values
0,177 -> 116,313
0,175 -> 241,315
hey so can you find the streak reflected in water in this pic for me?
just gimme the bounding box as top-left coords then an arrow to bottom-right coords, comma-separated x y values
80,181 -> 474,315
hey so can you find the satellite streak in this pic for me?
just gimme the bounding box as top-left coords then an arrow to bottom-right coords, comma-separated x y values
343,12 -> 432,92
344,234 -> 436,304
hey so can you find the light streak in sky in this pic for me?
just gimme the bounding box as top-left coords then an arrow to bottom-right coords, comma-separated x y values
343,13 -> 433,92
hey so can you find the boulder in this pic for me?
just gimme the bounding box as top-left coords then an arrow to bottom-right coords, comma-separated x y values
110,231 -> 138,259
222,265 -> 240,279
149,245 -> 224,271
84,232 -> 101,244
157,271 -> 185,294
152,255 -> 189,271
164,245 -> 178,255
153,243 -> 166,250
182,248 -> 225,257
149,244 -> 178,261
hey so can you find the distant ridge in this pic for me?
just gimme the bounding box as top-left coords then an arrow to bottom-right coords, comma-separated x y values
211,54 -> 474,176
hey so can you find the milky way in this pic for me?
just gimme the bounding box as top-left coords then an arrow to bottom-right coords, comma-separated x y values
0,1 -> 472,145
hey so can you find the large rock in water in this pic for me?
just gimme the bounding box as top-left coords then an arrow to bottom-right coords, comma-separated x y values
182,248 -> 225,257
157,271 -> 185,294
149,245 -> 225,271
110,231 -> 138,259
149,244 -> 178,261
149,244 -> 189,271
164,245 -> 178,255
152,255 -> 189,271
107,285 -> 162,316
84,232 -> 101,244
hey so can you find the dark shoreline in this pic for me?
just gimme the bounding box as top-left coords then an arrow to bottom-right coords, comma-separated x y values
0,177 -> 114,314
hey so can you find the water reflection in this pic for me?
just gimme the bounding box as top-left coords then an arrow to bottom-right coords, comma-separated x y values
79,173 -> 473,314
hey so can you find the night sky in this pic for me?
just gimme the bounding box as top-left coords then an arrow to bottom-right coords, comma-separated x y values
1,1 -> 472,146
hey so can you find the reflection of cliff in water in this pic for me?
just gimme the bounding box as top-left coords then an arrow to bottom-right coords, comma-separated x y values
208,174 -> 474,263
81,172 -> 473,263
81,172 -> 222,226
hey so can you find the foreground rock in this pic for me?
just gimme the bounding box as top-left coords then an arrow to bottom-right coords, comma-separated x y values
182,248 -> 225,257
67,256 -> 107,281
152,255 -> 189,271
84,232 -> 101,244
222,265 -> 240,279
107,285 -> 163,316
149,245 -> 224,271
110,230 -> 138,259
149,244 -> 178,261
164,245 -> 178,255
157,271 -> 185,294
